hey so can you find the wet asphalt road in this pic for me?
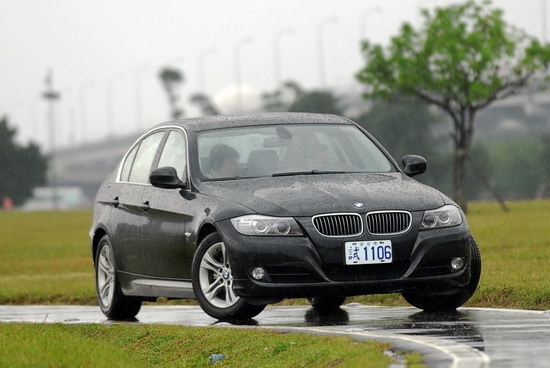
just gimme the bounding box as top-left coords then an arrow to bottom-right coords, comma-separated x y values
1,304 -> 549,367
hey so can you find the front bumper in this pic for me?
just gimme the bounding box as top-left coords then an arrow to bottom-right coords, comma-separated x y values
216,217 -> 473,299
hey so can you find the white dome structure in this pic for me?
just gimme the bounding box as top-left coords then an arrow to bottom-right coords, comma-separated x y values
213,84 -> 262,114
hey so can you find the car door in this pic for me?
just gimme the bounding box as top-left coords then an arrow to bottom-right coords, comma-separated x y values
140,129 -> 194,280
110,130 -> 165,276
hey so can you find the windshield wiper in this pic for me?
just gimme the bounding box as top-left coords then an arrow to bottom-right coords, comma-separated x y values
272,170 -> 347,177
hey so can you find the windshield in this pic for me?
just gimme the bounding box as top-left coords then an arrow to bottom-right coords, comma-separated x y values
196,124 -> 395,180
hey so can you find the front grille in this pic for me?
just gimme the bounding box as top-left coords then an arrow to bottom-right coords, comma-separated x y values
366,211 -> 411,235
312,213 -> 363,237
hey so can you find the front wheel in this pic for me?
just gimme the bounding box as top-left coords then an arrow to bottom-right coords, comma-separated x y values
95,235 -> 142,320
402,236 -> 481,311
192,232 -> 266,320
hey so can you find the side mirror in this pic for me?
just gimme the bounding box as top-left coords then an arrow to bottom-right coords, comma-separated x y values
150,166 -> 186,189
402,155 -> 427,177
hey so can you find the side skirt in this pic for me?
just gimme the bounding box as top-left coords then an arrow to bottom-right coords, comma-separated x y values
118,271 -> 195,299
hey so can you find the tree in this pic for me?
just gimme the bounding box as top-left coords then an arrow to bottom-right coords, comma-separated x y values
0,117 -> 48,206
261,81 -> 304,112
189,93 -> 220,116
288,89 -> 343,115
159,67 -> 184,119
356,0 -> 550,210
354,93 -> 442,160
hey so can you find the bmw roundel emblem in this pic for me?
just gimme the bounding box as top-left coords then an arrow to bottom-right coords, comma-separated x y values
353,202 -> 365,209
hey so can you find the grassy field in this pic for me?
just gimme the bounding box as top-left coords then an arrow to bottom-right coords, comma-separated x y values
0,323 -> 423,367
1,200 -> 549,310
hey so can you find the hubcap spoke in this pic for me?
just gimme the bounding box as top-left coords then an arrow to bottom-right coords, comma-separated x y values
205,282 -> 224,302
201,252 -> 223,273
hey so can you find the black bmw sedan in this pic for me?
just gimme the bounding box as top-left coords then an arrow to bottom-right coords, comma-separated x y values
90,112 -> 481,320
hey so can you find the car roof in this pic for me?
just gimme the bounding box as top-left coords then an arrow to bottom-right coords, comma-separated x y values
151,112 -> 354,133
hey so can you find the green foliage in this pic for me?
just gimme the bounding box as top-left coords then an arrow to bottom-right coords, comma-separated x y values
357,0 -> 550,107
262,80 -> 343,115
159,67 -> 185,119
353,94 -> 443,160
288,90 -> 343,115
0,117 -> 48,205
356,0 -> 550,208
480,136 -> 546,199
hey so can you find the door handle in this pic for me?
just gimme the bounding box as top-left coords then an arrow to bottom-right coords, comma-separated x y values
111,196 -> 119,208
140,201 -> 150,212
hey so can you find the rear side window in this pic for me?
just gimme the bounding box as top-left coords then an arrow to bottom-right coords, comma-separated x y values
125,131 -> 165,184
157,130 -> 187,179
119,144 -> 138,182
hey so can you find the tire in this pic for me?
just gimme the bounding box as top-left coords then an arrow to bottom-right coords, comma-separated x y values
95,235 -> 142,320
307,296 -> 346,314
402,236 -> 482,312
192,232 -> 266,320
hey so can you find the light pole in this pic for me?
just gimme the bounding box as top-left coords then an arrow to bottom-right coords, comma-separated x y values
360,7 -> 382,40
135,65 -> 152,131
42,70 -> 60,210
317,17 -> 338,88
273,28 -> 294,88
234,37 -> 254,112
79,81 -> 94,143
542,0 -> 548,44
198,47 -> 218,93
106,73 -> 124,137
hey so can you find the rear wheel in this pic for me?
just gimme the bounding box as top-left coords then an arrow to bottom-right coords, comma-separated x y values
307,296 -> 346,313
95,235 -> 142,320
402,236 -> 481,311
192,232 -> 266,320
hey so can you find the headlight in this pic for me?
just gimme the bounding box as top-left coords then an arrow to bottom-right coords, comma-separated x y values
420,205 -> 463,230
230,215 -> 303,236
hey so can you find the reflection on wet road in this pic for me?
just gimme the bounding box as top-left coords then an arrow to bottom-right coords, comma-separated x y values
1,304 -> 549,367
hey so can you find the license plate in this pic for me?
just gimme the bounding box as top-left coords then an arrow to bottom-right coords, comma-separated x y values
345,241 -> 393,265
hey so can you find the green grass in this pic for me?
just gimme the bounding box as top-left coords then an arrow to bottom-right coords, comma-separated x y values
0,323 -> 423,368
0,210 -> 96,305
1,201 -> 549,310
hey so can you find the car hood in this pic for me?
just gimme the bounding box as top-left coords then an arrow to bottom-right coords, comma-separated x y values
198,173 -> 446,217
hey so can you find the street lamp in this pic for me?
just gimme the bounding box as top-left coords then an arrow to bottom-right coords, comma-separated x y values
106,73 -> 124,137
135,65 -> 152,131
234,37 -> 254,112
198,47 -> 218,93
360,7 -> 382,40
542,0 -> 548,43
79,81 -> 94,143
317,17 -> 338,88
42,69 -> 60,210
273,28 -> 294,87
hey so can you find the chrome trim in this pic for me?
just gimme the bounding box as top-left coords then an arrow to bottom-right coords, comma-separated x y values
116,125 -> 190,187
365,210 -> 412,235
312,212 -> 363,237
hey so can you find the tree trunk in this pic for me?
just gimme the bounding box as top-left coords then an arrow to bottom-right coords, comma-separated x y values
453,146 -> 469,212
452,108 -> 475,213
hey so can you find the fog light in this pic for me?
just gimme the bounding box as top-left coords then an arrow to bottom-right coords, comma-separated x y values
251,267 -> 265,280
451,257 -> 464,270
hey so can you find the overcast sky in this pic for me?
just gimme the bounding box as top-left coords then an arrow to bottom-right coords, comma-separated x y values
0,0 -> 547,150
